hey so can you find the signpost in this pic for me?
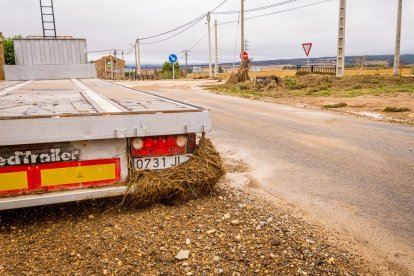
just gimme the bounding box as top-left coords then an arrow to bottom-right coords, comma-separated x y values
302,43 -> 312,65
169,54 -> 177,80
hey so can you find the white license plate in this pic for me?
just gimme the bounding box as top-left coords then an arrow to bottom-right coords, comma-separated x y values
133,155 -> 192,170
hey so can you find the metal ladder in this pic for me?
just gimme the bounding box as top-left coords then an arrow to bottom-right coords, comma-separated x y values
39,0 -> 57,38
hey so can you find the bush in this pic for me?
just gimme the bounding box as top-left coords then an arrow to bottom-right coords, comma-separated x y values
161,61 -> 180,79
238,83 -> 249,90
3,35 -> 22,65
284,78 -> 304,90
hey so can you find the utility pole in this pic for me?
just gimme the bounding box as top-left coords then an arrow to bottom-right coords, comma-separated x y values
207,12 -> 212,78
394,0 -> 403,76
240,0 -> 245,65
122,50 -> 125,80
214,19 -> 218,78
0,32 -> 5,80
114,49 -> 119,80
135,38 -> 141,80
183,49 -> 190,77
336,0 -> 346,77
111,49 -> 114,80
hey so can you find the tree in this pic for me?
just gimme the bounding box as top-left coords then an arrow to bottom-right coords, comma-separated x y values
161,61 -> 180,79
3,35 -> 22,65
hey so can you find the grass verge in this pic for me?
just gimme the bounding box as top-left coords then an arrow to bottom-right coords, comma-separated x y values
206,75 -> 414,99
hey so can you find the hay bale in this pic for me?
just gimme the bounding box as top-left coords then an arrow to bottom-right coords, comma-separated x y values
227,59 -> 251,84
125,138 -> 225,207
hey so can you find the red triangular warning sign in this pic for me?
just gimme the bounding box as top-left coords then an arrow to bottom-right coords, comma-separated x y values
302,43 -> 312,57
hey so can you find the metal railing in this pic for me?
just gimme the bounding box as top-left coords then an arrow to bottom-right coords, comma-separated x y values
297,65 -> 336,75
137,74 -> 160,81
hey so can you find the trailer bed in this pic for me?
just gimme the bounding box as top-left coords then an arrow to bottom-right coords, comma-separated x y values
0,79 -> 211,146
0,79 -> 198,117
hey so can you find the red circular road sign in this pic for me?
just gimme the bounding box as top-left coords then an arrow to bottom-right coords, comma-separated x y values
240,51 -> 248,61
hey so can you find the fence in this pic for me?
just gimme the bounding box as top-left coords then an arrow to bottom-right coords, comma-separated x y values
137,74 -> 159,80
297,65 -> 336,75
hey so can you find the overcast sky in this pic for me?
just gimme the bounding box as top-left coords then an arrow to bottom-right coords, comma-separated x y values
1,0 -> 413,65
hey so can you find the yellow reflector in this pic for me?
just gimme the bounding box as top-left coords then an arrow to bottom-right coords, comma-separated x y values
40,164 -> 116,187
0,171 -> 28,191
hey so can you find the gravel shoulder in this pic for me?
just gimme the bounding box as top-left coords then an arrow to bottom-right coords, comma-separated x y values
116,80 -> 414,275
261,93 -> 414,126
0,157 -> 392,275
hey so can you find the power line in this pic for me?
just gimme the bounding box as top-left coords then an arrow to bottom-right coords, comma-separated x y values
140,0 -> 228,43
87,44 -> 134,55
189,31 -> 209,51
87,49 -> 111,54
212,0 -> 230,12
89,0 -> 330,59
140,13 -> 208,41
141,17 -> 204,45
89,0 -> 229,53
246,0 -> 333,20
213,0 -> 298,14
232,14 -> 241,70
219,0 -> 333,25
136,0 -> 328,58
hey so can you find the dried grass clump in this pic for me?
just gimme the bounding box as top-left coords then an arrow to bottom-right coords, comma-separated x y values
383,106 -> 411,112
227,59 -> 251,84
125,138 -> 225,207
323,102 -> 348,109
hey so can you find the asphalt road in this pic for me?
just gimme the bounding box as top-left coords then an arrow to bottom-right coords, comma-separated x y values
122,80 -> 414,272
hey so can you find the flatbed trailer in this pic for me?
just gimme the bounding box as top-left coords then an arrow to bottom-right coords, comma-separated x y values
0,79 -> 211,210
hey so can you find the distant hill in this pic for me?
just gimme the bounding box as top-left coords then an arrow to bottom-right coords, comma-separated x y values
249,54 -> 414,67
128,54 -> 414,68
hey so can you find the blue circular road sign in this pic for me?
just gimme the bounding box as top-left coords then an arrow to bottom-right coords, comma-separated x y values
168,54 -> 178,63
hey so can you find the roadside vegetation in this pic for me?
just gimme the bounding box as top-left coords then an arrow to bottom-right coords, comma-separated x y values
206,74 -> 414,124
160,61 -> 181,79
2,35 -> 22,65
207,75 -> 414,99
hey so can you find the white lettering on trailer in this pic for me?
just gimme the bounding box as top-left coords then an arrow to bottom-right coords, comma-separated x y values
71,79 -> 122,113
0,80 -> 32,97
0,148 -> 80,167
